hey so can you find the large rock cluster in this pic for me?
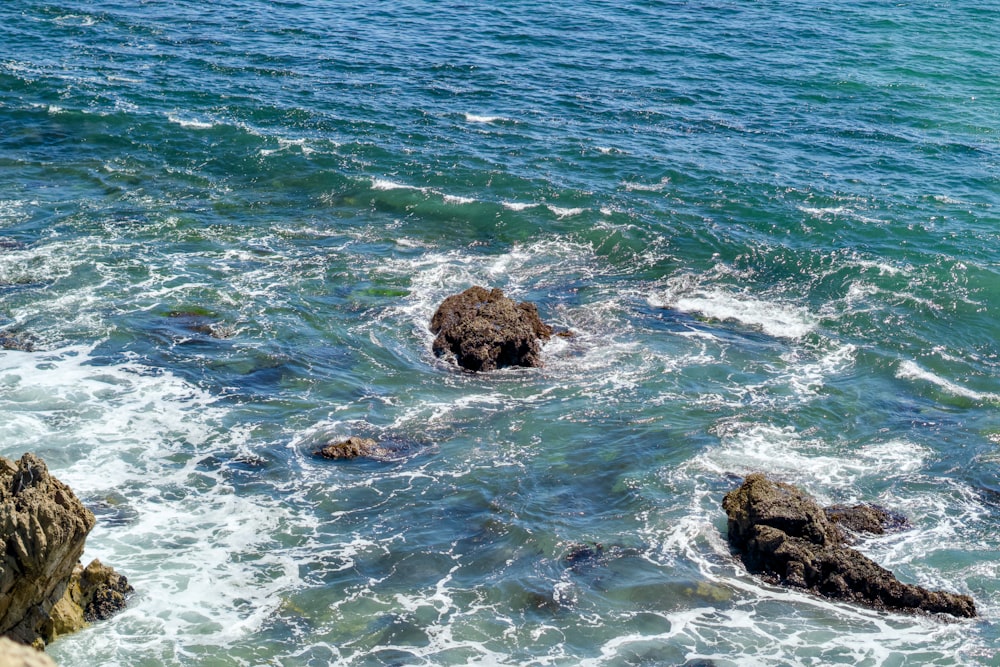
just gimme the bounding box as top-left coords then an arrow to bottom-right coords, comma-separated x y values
722,473 -> 976,618
430,286 -> 552,372
1,453 -> 132,648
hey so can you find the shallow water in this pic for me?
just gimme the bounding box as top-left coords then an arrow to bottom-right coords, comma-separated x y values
2,1 -> 999,665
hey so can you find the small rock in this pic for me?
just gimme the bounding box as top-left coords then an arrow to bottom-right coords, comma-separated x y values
166,311 -> 235,339
314,436 -> 389,461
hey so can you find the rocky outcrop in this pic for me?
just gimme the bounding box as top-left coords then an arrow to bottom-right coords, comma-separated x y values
0,637 -> 57,667
0,454 -> 95,645
722,473 -> 976,618
1,453 -> 131,647
314,436 -> 390,461
429,286 -> 552,372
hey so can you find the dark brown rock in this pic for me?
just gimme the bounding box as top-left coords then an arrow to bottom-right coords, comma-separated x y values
429,286 -> 552,372
722,473 -> 976,618
314,436 -> 388,461
166,311 -> 234,339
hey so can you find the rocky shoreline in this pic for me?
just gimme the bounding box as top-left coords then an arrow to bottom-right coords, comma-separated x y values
0,453 -> 131,660
2,287 -> 980,665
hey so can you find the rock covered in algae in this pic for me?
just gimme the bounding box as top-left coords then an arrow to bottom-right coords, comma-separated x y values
429,286 -> 553,371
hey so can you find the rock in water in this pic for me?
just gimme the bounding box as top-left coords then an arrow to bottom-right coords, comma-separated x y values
0,453 -> 132,646
0,454 -> 95,645
314,436 -> 389,461
722,473 -> 976,618
40,559 -> 133,642
429,286 -> 553,371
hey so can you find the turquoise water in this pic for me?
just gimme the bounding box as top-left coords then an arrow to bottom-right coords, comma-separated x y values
2,1 -> 999,664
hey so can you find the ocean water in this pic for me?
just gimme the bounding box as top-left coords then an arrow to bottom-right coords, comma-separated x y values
1,0 -> 999,664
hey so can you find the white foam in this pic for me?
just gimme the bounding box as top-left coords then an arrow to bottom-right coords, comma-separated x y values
545,205 -> 586,218
622,176 -> 671,192
54,14 -> 97,27
798,205 -> 883,225
0,199 -> 33,224
2,347 -> 302,663
371,177 -> 425,192
167,114 -> 215,130
501,201 -> 536,211
897,360 -> 1000,402
464,113 -> 508,124
441,193 -> 477,205
651,282 -> 817,340
259,137 -> 316,156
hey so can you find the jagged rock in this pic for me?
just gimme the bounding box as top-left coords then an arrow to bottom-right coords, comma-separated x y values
314,436 -> 389,461
1,454 -> 131,646
722,473 -> 976,618
0,637 -> 57,667
429,286 -> 552,371
0,454 -> 95,645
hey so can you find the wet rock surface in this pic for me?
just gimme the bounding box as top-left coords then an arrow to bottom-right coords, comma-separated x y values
430,286 -> 552,371
314,436 -> 391,461
41,559 -> 133,642
722,473 -> 976,618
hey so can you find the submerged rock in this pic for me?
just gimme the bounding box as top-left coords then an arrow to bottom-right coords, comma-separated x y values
429,286 -> 552,372
0,453 -> 131,646
562,543 -> 604,568
722,473 -> 976,618
825,503 -> 910,538
314,436 -> 390,461
166,311 -> 235,339
0,333 -> 35,353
